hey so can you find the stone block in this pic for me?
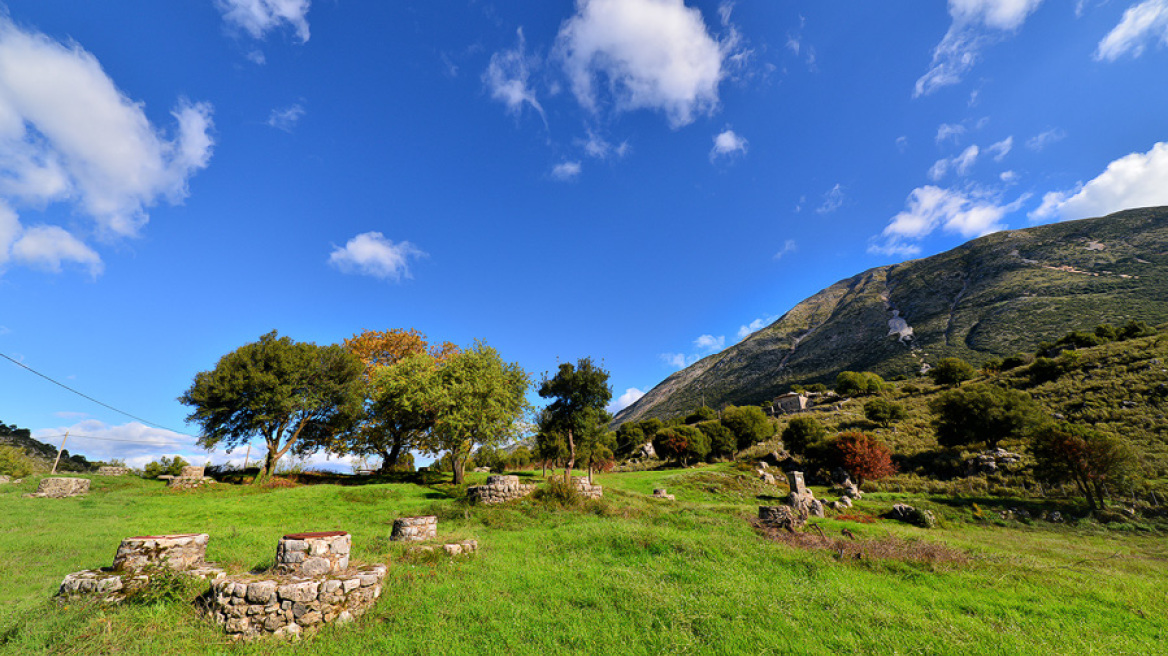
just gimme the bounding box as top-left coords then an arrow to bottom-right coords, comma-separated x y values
29,477 -> 89,498
787,471 -> 806,495
391,516 -> 437,542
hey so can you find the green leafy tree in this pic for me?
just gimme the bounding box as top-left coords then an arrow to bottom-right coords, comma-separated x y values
538,358 -> 613,484
781,416 -> 827,455
613,422 -> 645,458
720,405 -> 774,451
0,445 -> 35,478
179,331 -> 365,483
1119,319 -> 1156,340
930,384 -> 1042,451
836,371 -> 883,396
929,357 -> 976,386
418,342 -> 531,485
1031,423 -> 1139,511
143,455 -> 191,479
684,406 -> 717,425
652,425 -> 709,466
507,445 -> 533,469
697,420 -> 736,460
863,398 -> 905,428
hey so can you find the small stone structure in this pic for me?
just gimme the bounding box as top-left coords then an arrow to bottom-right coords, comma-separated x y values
26,477 -> 89,498
652,488 -> 675,501
965,448 -> 1024,476
181,465 -> 206,478
467,475 -> 537,505
390,516 -> 438,542
572,477 -> 603,500
772,392 -> 810,415
97,466 -> 130,476
206,563 -> 388,638
885,504 -> 937,529
58,533 -> 224,602
159,467 -> 215,489
409,539 -> 479,557
787,471 -> 823,519
274,532 -> 351,576
758,505 -> 803,531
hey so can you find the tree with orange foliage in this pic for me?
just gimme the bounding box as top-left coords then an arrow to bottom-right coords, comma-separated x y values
339,329 -> 459,472
833,431 -> 897,485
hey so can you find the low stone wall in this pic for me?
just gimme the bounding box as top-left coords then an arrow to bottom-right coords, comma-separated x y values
181,465 -> 206,478
159,474 -> 214,489
59,533 -> 224,602
572,477 -> 603,500
97,466 -> 130,476
390,516 -> 437,542
26,477 -> 89,498
409,539 -> 478,557
274,532 -> 350,576
758,505 -> 803,531
467,475 -> 537,505
205,564 -> 388,638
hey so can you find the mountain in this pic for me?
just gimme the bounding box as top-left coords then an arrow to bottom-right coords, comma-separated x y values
615,207 -> 1168,424
0,420 -> 93,472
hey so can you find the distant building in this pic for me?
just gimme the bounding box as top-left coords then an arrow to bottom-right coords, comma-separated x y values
772,392 -> 809,415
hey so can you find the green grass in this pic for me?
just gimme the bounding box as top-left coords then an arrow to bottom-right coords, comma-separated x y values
1,468 -> 1166,655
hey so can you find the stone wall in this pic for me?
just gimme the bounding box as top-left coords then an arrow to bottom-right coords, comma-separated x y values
26,477 -> 89,498
467,475 -> 537,505
572,477 -> 603,500
97,466 -> 130,476
274,532 -> 350,576
409,539 -> 478,557
181,465 -> 206,478
390,516 -> 437,542
205,564 -> 387,638
758,505 -> 803,531
59,533 -> 224,602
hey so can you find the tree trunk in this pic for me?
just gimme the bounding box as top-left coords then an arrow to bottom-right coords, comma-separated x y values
564,429 -> 576,484
256,447 -> 278,485
588,461 -> 593,485
541,459 -> 546,478
452,454 -> 465,485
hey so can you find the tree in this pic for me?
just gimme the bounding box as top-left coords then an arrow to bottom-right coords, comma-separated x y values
930,384 -> 1042,451
929,357 -> 976,386
833,432 -> 896,485
508,445 -> 533,469
781,416 -> 826,455
613,422 -> 645,458
143,455 -> 190,479
537,358 -> 613,484
720,405 -> 775,451
864,398 -> 905,428
697,420 -> 736,460
652,425 -> 709,466
179,331 -> 365,483
342,329 -> 459,472
684,406 -> 717,425
1031,423 -> 1139,511
836,371 -> 883,396
418,342 -> 530,485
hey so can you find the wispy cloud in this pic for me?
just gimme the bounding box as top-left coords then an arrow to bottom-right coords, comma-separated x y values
328,232 -> 426,282
709,129 -> 747,162
1096,0 -> 1168,61
267,103 -> 305,132
871,185 -> 1025,256
484,28 -> 546,124
737,315 -> 778,340
608,387 -> 645,413
817,184 -> 845,214
551,161 -> 582,181
773,239 -> 797,260
1026,128 -> 1066,151
1030,141 -> 1168,222
215,0 -> 311,43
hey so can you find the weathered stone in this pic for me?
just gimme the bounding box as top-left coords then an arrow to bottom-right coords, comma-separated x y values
277,580 -> 319,603
28,477 -> 89,498
758,505 -> 804,531
274,532 -> 349,575
96,467 -> 130,476
787,471 -> 807,495
246,580 -> 277,604
391,516 -> 437,541
885,503 -> 937,528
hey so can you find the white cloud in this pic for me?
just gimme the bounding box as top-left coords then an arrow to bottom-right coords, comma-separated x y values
817,184 -> 845,214
929,145 -> 980,181
215,0 -> 311,43
1096,0 -> 1168,60
1000,170 -> 1019,183
936,123 -> 966,144
709,128 -> 747,161
737,315 -> 778,340
915,0 -> 1045,97
551,161 -> 582,180
871,185 -> 1019,255
246,50 -> 267,65
0,18 -> 214,276
609,387 -> 645,413
987,136 -> 1013,161
896,136 -> 909,152
579,130 -> 629,159
555,0 -> 734,127
1030,141 -> 1168,221
773,239 -> 796,260
660,352 -> 691,369
484,28 -> 546,124
328,232 -> 426,282
32,420 -> 196,469
267,103 -> 305,132
694,334 -> 725,352
1026,128 -> 1066,151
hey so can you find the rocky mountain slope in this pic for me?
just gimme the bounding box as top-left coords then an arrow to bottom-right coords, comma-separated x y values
615,207 -> 1168,424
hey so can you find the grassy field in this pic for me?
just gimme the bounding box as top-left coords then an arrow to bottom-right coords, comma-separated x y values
2,468 -> 1166,655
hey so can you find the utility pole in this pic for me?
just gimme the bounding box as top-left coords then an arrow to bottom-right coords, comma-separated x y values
50,431 -> 69,475
243,443 -> 251,470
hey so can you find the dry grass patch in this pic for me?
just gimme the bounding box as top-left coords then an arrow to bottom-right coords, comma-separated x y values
751,518 -> 969,566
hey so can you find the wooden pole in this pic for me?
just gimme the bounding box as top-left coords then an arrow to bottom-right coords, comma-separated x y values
50,431 -> 69,475
243,443 -> 251,471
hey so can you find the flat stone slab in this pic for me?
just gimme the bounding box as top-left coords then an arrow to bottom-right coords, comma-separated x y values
25,477 -> 89,498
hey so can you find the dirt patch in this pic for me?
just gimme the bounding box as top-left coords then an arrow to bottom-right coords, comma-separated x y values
751,518 -> 968,565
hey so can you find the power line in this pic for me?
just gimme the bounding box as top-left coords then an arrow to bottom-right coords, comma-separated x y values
0,352 -> 193,436
35,433 -> 193,446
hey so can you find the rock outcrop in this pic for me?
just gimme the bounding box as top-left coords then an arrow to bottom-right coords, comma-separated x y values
26,477 -> 89,498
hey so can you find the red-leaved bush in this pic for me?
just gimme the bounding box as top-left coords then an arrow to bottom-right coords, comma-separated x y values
834,431 -> 897,485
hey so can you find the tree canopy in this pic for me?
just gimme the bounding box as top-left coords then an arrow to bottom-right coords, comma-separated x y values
720,405 -> 774,451
781,416 -> 827,455
1031,423 -> 1139,511
930,384 -> 1042,451
929,357 -> 976,386
179,331 -> 365,482
538,357 -> 613,483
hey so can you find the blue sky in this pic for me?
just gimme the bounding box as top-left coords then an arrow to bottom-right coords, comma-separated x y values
2,0 -> 1168,470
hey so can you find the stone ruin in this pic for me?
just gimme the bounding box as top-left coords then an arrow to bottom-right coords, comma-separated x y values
826,472 -> 864,512
965,448 -> 1024,476
786,472 -> 823,519
652,488 -> 675,501
204,531 -> 387,639
758,505 -> 804,532
25,477 -> 89,498
467,475 -> 537,505
97,466 -> 130,476
571,477 -> 603,500
390,516 -> 438,542
885,504 -> 937,529
58,533 -> 224,602
159,465 -> 214,489
0,474 -> 21,485
408,539 -> 479,557
275,531 -> 350,576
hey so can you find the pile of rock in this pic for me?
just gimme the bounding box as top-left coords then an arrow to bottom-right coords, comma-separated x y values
25,477 -> 89,498
159,465 -> 215,489
885,504 -> 937,529
652,488 -> 675,501
408,539 -> 478,557
0,475 -> 21,485
58,533 -> 224,602
466,475 -> 537,505
756,462 -> 775,485
965,448 -> 1024,476
204,532 -> 387,639
274,532 -> 351,576
96,466 -> 130,476
758,505 -> 804,531
572,477 -> 603,500
826,475 -> 863,511
390,516 -> 438,542
786,472 -> 824,519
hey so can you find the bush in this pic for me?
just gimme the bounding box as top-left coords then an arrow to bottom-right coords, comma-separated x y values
697,420 -> 736,460
652,426 -> 710,466
1031,423 -> 1139,511
684,406 -> 717,425
929,357 -> 975,386
1118,319 -> 1156,340
0,446 -> 35,478
143,456 -> 190,479
836,371 -> 883,396
863,398 -> 905,428
832,432 -> 897,484
720,405 -> 774,451
781,416 -> 826,455
930,385 -> 1042,451
1000,354 -> 1031,371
